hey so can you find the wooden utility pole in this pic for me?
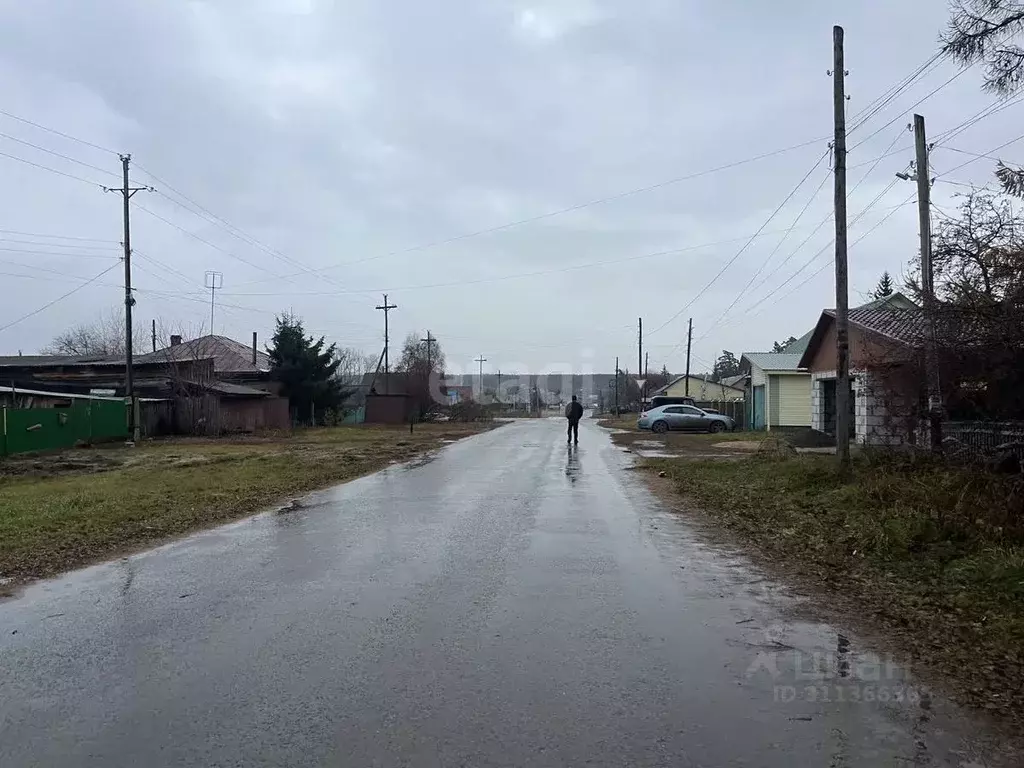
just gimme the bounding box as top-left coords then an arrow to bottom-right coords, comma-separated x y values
832,25 -> 852,475
475,354 -> 487,400
375,293 -> 397,393
614,356 -> 619,415
637,317 -> 643,392
685,318 -> 693,396
914,113 -> 943,453
105,154 -> 149,445
421,330 -> 435,407
151,319 -> 156,353
420,331 -> 435,370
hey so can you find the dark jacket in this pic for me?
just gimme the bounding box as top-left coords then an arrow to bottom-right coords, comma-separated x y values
565,401 -> 584,422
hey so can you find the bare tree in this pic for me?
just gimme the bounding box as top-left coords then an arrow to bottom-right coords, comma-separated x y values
900,189 -> 1024,421
908,190 -> 1024,306
334,346 -> 377,386
41,308 -> 149,356
397,332 -> 447,416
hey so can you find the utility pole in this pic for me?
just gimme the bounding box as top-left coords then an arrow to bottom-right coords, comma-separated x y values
421,330 -> 435,406
151,319 -> 156,353
685,317 -> 693,397
104,153 -> 150,445
637,317 -> 643,387
375,294 -> 398,394
475,355 -> 487,400
614,356 -> 619,415
832,25 -> 852,476
644,352 -> 649,403
420,330 -> 435,371
914,113 -> 943,453
205,270 -> 223,334
497,369 -> 502,403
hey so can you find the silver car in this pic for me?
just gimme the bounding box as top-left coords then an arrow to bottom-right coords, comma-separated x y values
637,404 -> 735,434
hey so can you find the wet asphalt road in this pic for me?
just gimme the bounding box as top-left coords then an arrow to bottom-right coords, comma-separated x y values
0,418 -> 1011,767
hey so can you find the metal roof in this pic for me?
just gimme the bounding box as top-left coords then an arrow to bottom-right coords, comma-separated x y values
0,354 -> 126,368
140,335 -> 270,374
740,352 -> 805,371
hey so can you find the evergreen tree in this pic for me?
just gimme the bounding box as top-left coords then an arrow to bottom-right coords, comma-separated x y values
772,336 -> 798,353
873,270 -> 894,299
267,312 -> 343,424
711,351 -> 741,382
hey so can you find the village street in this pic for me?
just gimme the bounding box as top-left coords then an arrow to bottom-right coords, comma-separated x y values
0,418 -> 1009,767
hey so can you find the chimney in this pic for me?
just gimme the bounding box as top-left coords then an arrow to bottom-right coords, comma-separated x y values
252,332 -> 258,367
170,334 -> 182,347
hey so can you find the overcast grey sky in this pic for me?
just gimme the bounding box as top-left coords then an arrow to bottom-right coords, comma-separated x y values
0,0 -> 1017,377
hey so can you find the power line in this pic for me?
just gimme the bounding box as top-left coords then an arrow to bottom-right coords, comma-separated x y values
0,229 -> 116,243
646,148 -> 831,338
848,52 -> 944,135
0,148 -> 105,187
0,262 -> 120,334
239,136 -> 831,286
0,238 -> 119,251
941,145 -> 1024,166
0,245 -> 119,259
203,225 -> 831,298
0,131 -> 122,179
696,165 -> 832,338
700,125 -> 913,339
133,249 -> 200,288
723,189 -> 916,328
757,194 -> 917,313
134,165 -> 342,283
933,93 -> 1024,147
936,130 -> 1024,178
0,108 -> 119,155
134,203 -> 283,277
849,67 -> 970,151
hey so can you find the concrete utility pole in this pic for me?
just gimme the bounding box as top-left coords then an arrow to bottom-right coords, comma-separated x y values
375,294 -> 398,394
685,317 -> 693,397
832,25 -> 852,476
475,355 -> 487,400
497,369 -> 502,403
104,154 -> 150,445
914,113 -> 944,453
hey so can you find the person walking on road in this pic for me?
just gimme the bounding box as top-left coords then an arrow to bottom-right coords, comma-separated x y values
565,395 -> 584,445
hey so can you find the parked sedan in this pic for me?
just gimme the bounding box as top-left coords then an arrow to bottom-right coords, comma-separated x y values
637,404 -> 735,434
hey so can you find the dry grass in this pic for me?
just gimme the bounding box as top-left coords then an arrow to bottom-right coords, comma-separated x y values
645,451 -> 1024,724
0,423 -> 496,583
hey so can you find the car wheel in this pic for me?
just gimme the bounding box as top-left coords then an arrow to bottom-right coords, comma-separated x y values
708,420 -> 724,434
652,420 -> 668,434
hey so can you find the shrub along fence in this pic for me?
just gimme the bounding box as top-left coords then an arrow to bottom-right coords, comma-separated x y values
1,399 -> 127,456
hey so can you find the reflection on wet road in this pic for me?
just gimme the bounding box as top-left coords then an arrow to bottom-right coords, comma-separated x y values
0,418 -> 1012,766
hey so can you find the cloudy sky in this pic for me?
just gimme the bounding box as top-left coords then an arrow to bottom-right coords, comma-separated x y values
0,0 -> 1018,377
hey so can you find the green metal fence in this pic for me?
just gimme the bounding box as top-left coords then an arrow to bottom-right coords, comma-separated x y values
1,400 -> 127,456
